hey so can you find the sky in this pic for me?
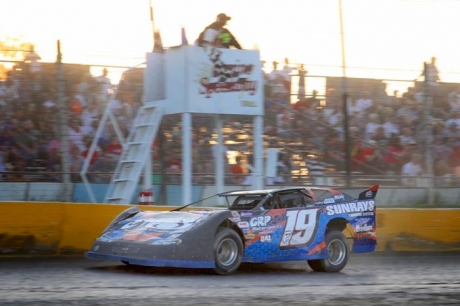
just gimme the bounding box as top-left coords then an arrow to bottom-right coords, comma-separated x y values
1,0 -> 460,95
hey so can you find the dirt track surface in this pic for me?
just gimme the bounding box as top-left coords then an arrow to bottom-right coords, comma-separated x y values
1,253 -> 459,306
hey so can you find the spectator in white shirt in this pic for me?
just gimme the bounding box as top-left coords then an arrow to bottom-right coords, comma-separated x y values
356,91 -> 373,113
364,113 -> 381,141
94,68 -> 112,105
401,153 -> 424,187
445,111 -> 460,128
399,127 -> 417,146
383,116 -> 400,138
447,85 -> 460,112
81,97 -> 100,128
347,97 -> 362,118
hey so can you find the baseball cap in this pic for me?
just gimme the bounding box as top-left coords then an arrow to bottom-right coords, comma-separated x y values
217,13 -> 231,21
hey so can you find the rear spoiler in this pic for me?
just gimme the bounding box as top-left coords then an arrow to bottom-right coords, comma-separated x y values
358,185 -> 379,200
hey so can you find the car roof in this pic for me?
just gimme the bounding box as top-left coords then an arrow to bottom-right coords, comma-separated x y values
219,188 -> 307,197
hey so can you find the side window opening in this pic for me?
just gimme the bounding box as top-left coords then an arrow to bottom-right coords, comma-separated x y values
230,195 -> 264,210
263,196 -> 283,210
278,191 -> 314,208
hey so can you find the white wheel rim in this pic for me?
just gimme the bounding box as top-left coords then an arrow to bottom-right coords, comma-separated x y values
217,238 -> 238,266
328,238 -> 346,266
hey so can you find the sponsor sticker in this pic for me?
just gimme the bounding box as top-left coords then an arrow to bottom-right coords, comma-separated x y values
238,221 -> 249,229
355,225 -> 374,232
260,235 -> 272,242
326,200 -> 375,216
250,216 -> 272,227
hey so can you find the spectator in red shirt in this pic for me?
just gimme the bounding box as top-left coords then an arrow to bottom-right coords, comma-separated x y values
80,135 -> 99,166
166,153 -> 182,184
351,139 -> 374,173
383,134 -> 403,174
229,156 -> 244,184
105,135 -> 123,161
293,98 -> 308,112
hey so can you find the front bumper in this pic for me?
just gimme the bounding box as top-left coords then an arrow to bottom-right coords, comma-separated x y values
85,240 -> 215,269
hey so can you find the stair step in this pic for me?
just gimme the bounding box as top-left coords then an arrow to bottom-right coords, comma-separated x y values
120,160 -> 143,164
107,197 -> 122,201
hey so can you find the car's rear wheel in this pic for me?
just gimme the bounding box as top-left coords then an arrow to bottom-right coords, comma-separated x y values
308,230 -> 349,272
213,227 -> 243,275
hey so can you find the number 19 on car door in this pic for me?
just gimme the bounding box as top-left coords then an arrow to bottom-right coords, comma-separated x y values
280,208 -> 320,249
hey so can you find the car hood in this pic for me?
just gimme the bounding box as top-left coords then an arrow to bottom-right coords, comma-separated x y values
97,210 -> 230,245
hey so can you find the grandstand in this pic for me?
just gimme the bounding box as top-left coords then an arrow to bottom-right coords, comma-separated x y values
0,49 -> 458,195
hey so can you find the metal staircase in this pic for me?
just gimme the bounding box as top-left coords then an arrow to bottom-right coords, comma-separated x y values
104,101 -> 165,204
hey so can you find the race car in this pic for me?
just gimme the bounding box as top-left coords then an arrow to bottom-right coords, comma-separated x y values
86,185 -> 378,275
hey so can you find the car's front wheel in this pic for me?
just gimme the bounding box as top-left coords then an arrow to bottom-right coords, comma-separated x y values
308,230 -> 349,272
213,227 -> 243,275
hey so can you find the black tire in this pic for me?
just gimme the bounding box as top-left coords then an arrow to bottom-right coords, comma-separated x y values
213,227 -> 243,275
308,230 -> 349,272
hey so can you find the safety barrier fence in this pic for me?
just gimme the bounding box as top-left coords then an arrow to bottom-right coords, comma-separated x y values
2,182 -> 460,206
1,202 -> 459,255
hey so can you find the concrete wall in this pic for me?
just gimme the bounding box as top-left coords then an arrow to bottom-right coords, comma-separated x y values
1,202 -> 459,255
0,202 -> 172,255
375,209 -> 460,251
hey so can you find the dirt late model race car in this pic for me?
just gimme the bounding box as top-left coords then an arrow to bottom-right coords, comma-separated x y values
86,185 -> 378,275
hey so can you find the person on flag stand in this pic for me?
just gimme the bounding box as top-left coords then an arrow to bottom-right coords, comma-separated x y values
196,13 -> 242,49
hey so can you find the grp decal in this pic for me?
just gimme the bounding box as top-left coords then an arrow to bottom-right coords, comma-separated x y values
250,215 -> 272,227
280,208 -> 319,249
326,200 -> 375,216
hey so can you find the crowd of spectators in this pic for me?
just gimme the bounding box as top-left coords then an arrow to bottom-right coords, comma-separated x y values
262,57 -> 460,187
0,58 -> 141,183
1,53 -> 459,188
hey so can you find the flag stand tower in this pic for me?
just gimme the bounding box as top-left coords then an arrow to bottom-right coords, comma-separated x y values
87,45 -> 265,205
